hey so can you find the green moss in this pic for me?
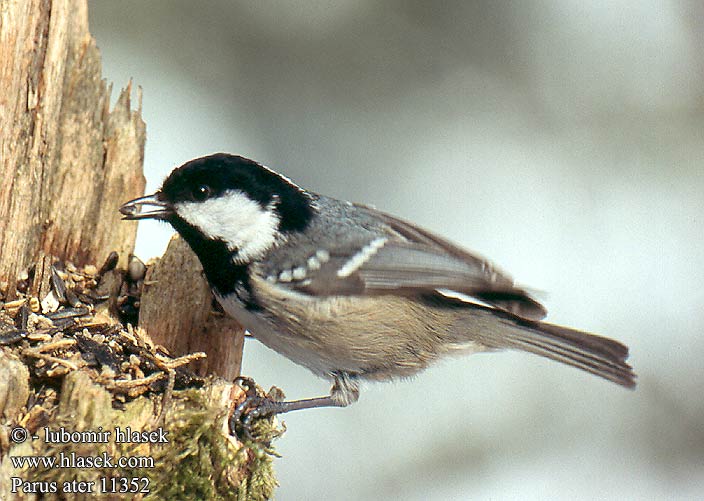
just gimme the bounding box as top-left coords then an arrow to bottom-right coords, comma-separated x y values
23,372 -> 281,500
136,387 -> 281,500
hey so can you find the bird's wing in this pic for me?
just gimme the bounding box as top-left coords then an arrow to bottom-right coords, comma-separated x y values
277,204 -> 547,320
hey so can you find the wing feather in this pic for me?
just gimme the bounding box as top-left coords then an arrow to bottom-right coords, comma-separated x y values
283,204 -> 547,320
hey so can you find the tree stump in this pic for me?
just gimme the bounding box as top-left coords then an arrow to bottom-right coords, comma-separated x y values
0,0 -> 145,297
0,1 -> 272,499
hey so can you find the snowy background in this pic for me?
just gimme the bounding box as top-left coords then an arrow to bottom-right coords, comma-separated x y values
91,2 -> 704,499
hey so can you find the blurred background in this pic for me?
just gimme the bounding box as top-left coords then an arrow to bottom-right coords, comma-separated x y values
90,2 -> 704,499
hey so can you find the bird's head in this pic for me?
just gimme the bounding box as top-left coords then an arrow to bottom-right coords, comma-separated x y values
120,153 -> 313,264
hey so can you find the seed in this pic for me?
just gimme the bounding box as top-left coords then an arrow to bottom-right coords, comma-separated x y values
75,291 -> 96,304
99,251 -> 119,276
50,318 -> 76,330
50,266 -> 68,303
64,288 -> 82,308
83,264 -> 98,276
128,255 -> 147,282
17,304 -> 30,329
16,280 -> 28,294
46,306 -> 90,320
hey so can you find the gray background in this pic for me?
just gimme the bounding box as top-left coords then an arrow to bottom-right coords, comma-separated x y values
91,2 -> 704,499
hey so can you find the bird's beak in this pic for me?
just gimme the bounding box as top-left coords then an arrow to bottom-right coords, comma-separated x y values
119,193 -> 173,220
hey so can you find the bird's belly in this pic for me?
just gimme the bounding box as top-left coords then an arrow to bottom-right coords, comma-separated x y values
231,277 -> 486,381
214,291 -> 345,377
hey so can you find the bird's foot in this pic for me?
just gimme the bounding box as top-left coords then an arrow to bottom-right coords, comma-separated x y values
230,376 -> 352,440
230,377 -> 285,442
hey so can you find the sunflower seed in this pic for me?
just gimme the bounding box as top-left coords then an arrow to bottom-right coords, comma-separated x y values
50,265 -> 68,304
46,306 -> 90,320
98,251 -> 119,276
64,288 -> 82,308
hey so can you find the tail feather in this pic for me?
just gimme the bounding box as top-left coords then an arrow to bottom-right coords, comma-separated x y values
507,333 -> 635,387
476,308 -> 636,388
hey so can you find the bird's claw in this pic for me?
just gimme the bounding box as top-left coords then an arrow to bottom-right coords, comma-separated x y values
230,377 -> 282,441
233,376 -> 258,399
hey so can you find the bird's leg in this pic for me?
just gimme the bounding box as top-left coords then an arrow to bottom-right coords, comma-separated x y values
230,373 -> 359,440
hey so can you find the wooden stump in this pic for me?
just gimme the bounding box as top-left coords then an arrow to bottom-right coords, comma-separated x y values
0,0 -> 145,299
139,236 -> 245,380
0,1 -> 268,498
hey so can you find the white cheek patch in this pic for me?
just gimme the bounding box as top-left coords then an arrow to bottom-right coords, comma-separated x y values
175,191 -> 280,261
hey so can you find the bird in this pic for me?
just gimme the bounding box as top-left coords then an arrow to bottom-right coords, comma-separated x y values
120,153 -> 635,421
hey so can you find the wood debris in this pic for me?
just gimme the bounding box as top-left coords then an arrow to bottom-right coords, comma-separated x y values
0,253 -> 205,427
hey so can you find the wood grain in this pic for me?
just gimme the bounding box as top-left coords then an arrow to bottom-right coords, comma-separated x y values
0,0 -> 145,298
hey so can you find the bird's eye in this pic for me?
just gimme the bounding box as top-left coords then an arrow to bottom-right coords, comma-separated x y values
193,184 -> 211,201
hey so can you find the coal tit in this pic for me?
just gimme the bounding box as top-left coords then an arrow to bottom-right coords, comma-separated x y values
120,153 -> 635,416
